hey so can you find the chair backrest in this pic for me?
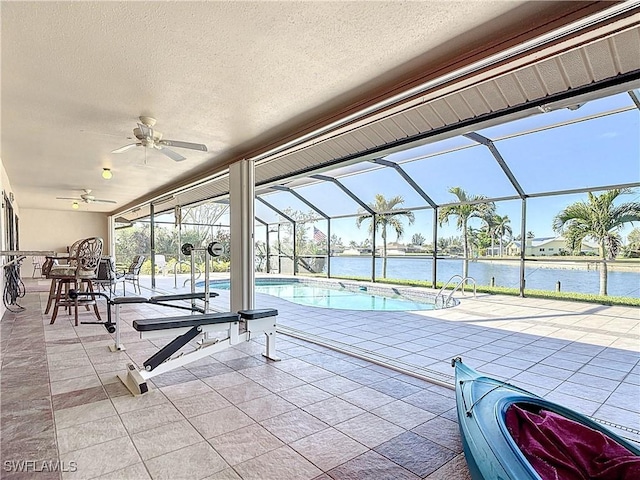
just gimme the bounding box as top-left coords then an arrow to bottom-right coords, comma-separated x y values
128,255 -> 145,275
75,237 -> 104,278
155,254 -> 166,269
32,255 -> 45,267
67,238 -> 84,267
42,257 -> 56,277
96,256 -> 117,281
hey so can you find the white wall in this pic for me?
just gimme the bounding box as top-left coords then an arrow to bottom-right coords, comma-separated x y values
19,208 -> 109,276
0,159 -> 20,318
20,208 -> 109,253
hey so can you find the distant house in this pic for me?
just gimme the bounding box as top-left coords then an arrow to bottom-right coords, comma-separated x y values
386,242 -> 407,255
505,236 -> 599,256
342,247 -> 377,255
406,244 -> 425,253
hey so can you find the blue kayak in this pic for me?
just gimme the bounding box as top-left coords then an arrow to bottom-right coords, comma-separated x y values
452,357 -> 640,480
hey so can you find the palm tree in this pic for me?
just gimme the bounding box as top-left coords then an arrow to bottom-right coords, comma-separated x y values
494,214 -> 512,256
411,233 -> 426,246
482,213 -> 498,257
466,226 -> 482,259
439,187 -> 495,279
355,194 -> 415,278
553,189 -> 640,295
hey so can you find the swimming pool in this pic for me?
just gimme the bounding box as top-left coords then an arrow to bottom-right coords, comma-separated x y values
203,278 -> 455,311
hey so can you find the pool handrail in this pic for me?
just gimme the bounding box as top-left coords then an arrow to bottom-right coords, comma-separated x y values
435,275 -> 476,307
174,260 -> 202,289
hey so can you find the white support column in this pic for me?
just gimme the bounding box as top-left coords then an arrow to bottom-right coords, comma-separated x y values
229,159 -> 255,312
107,215 -> 115,257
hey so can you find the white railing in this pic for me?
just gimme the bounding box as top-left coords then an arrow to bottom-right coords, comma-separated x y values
435,275 -> 477,307
174,261 -> 202,289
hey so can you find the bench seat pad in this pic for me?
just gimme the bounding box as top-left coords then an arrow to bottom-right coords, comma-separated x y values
238,308 -> 278,320
133,313 -> 239,332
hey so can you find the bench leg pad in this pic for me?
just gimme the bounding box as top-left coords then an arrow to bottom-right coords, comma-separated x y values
118,364 -> 148,396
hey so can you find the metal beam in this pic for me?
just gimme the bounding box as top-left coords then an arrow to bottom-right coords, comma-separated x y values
255,216 -> 269,274
464,132 -> 527,199
256,197 -> 295,223
150,202 -> 156,289
310,175 -> 375,215
256,196 -> 297,275
519,199 -> 527,297
432,209 -> 438,289
629,90 -> 640,111
527,182 -> 640,199
370,158 -> 438,209
270,185 -> 330,219
268,186 -> 332,278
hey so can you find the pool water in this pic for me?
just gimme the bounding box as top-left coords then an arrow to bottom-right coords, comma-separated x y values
205,279 -> 438,311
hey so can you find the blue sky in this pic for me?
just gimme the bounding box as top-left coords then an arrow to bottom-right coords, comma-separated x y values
261,90 -> 640,245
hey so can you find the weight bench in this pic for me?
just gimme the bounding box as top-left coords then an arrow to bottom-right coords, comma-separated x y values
119,308 -> 279,395
73,291 -> 218,352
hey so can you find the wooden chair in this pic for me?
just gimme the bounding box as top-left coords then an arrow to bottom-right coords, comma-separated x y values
50,237 -> 104,326
44,239 -> 83,315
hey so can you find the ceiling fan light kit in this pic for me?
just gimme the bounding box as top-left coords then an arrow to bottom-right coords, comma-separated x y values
111,116 -> 208,162
72,202 -> 79,210
102,168 -> 112,179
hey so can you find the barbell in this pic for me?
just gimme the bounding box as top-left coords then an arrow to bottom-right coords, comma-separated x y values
181,242 -> 225,257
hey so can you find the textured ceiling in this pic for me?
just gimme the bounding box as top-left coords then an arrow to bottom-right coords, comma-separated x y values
1,1 -> 601,213
120,5 -> 640,220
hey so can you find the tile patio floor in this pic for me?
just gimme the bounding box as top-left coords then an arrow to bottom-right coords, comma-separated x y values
1,274 -> 638,479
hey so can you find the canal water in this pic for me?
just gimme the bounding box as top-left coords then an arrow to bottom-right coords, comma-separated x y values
323,256 -> 639,298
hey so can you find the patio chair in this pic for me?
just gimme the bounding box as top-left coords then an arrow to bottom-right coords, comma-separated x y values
93,256 -> 124,296
32,255 -> 46,278
121,255 -> 145,295
155,254 -> 166,275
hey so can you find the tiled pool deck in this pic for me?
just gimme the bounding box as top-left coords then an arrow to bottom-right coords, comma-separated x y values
1,274 -> 638,479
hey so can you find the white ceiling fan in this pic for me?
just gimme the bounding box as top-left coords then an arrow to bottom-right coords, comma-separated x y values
56,189 -> 116,204
111,116 -> 208,162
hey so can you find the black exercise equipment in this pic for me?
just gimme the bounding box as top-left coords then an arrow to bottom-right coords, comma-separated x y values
119,308 -> 279,395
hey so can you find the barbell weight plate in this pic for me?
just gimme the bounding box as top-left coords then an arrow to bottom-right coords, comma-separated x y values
181,243 -> 194,256
208,242 -> 224,257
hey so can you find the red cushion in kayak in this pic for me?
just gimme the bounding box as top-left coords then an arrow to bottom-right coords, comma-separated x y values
505,404 -> 640,480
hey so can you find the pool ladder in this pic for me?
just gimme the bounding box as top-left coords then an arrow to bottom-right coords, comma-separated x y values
174,261 -> 202,289
435,275 -> 477,308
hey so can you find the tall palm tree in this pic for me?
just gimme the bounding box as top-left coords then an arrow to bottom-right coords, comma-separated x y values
439,187 -> 495,279
466,226 -> 482,259
482,213 -> 498,257
355,194 -> 415,278
494,214 -> 512,256
553,189 -> 640,296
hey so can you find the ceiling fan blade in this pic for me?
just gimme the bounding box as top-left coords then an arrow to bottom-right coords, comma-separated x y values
91,199 -> 117,204
112,143 -> 141,154
157,146 -> 186,162
56,197 -> 81,201
160,139 -> 208,152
